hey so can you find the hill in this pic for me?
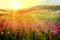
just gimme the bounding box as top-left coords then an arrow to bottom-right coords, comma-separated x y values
0,5 -> 60,22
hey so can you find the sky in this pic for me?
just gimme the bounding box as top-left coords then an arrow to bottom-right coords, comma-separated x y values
46,0 -> 60,4
0,0 -> 60,9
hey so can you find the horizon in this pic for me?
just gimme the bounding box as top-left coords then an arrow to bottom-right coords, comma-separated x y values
0,0 -> 60,9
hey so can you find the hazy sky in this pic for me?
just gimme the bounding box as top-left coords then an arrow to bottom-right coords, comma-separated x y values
0,0 -> 60,9
46,0 -> 60,4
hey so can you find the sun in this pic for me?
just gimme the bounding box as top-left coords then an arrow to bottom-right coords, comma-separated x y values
11,2 -> 21,9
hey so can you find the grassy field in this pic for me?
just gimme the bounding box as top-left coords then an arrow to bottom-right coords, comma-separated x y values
0,9 -> 60,40
15,10 -> 60,22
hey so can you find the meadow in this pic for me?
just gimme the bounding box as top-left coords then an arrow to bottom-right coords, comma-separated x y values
0,9 -> 60,40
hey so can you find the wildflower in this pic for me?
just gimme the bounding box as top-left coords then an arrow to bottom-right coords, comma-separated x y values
0,27 -> 3,32
50,28 -> 59,35
55,21 -> 60,29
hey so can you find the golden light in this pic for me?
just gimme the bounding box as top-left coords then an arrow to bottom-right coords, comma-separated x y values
11,2 -> 21,9
0,0 -> 46,9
